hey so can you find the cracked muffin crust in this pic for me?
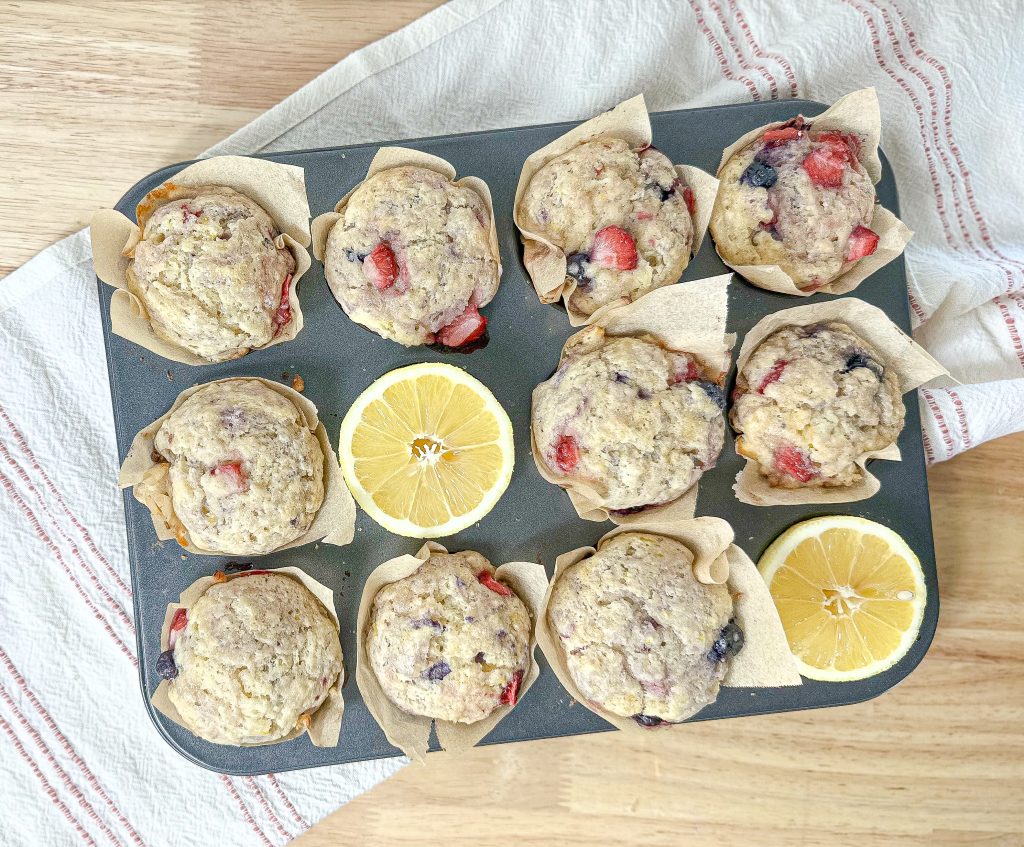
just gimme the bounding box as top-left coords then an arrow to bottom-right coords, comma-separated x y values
128,187 -> 296,362
323,166 -> 499,347
366,551 -> 531,724
731,321 -> 905,488
517,138 -> 695,317
165,572 -> 342,745
154,379 -> 325,554
548,533 -> 741,725
531,331 -> 726,512
711,118 -> 879,290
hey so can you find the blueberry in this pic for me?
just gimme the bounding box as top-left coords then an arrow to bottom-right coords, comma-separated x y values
156,649 -> 178,681
455,576 -> 466,590
474,652 -> 486,664
566,252 -> 591,287
423,660 -> 451,681
708,620 -> 745,663
637,388 -> 651,401
658,185 -> 675,201
344,248 -> 367,262
612,504 -> 649,517
633,713 -> 667,727
699,381 -> 726,410
223,562 -> 253,574
740,159 -> 778,188
842,350 -> 884,378
411,616 -> 444,632
614,372 -> 631,384
465,615 -> 476,623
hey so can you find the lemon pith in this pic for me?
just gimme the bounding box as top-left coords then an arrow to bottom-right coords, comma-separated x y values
758,516 -> 926,682
338,363 -> 514,538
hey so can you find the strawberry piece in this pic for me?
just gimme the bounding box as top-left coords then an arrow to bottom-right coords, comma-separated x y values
363,242 -> 399,291
168,608 -> 188,648
802,146 -> 846,188
554,434 -> 579,472
682,185 -> 696,216
845,225 -> 879,262
437,303 -> 487,347
181,204 -> 201,224
478,570 -> 512,597
774,445 -> 819,483
591,225 -> 638,271
635,211 -> 654,221
272,274 -> 293,336
818,131 -> 859,163
211,461 -> 248,493
757,359 -> 789,394
500,669 -> 524,706
669,359 -> 701,385
763,126 -> 801,144
237,569 -> 271,578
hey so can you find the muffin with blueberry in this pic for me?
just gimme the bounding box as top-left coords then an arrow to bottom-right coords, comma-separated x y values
159,570 -> 342,746
517,139 -> 696,317
365,550 -> 531,723
152,379 -> 325,554
731,321 -> 905,488
547,532 -> 742,726
531,327 -> 726,515
127,187 -> 296,362
322,166 -> 499,348
711,118 -> 879,291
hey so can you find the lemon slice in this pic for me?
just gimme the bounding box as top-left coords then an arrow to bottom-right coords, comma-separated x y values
338,362 -> 514,538
758,516 -> 926,682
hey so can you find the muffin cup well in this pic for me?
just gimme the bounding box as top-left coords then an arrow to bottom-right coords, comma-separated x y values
91,155 -> 313,365
535,517 -> 801,734
310,145 -> 501,309
513,94 -> 718,326
118,377 -> 356,553
355,543 -> 547,763
151,566 -> 344,747
733,298 -> 951,506
530,274 -> 734,526
712,88 -> 912,297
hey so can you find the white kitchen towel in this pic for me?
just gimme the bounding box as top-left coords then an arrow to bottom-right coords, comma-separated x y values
2,1 -> 1023,845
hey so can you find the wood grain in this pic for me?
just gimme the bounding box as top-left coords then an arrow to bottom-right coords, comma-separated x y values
1,3 -> 1021,844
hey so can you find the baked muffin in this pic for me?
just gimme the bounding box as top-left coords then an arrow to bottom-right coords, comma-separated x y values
128,187 -> 296,362
153,379 -> 325,554
548,533 -> 742,725
517,138 -> 695,317
159,571 -> 342,745
323,166 -> 498,348
711,118 -> 879,290
731,321 -> 905,488
531,331 -> 725,513
366,551 -> 531,724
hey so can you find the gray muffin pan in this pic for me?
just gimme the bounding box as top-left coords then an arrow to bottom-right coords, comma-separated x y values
98,99 -> 937,775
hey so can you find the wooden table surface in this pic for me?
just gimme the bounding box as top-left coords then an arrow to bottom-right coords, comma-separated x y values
2,3 -> 1021,845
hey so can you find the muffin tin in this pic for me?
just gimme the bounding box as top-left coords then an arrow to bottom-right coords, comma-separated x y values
97,99 -> 938,775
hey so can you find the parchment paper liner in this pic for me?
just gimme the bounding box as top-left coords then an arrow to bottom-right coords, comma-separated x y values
311,146 -> 501,296
355,542 -> 548,763
530,275 -> 734,525
712,88 -> 912,297
151,566 -> 344,747
536,517 -> 801,734
733,298 -> 952,506
117,377 -> 355,552
512,94 -> 719,326
91,155 -> 313,365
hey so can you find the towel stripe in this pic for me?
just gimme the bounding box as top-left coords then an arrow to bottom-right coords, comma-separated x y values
219,776 -> 276,847
686,0 -> 763,100
706,0 -> 779,99
244,777 -> 293,842
266,774 -> 310,830
727,0 -> 800,98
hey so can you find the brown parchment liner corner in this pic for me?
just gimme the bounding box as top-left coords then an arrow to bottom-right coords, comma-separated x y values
90,155 -> 313,365
512,94 -> 718,326
732,297 -> 953,506
117,377 -> 355,552
354,543 -> 547,763
530,274 -> 734,526
535,516 -> 802,735
712,87 -> 913,297
151,566 -> 345,747
310,146 -> 501,294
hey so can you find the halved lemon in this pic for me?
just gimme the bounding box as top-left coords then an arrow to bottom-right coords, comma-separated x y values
338,362 -> 514,538
758,516 -> 926,682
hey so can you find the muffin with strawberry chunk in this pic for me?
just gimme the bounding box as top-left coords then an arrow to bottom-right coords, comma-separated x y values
366,550 -> 531,724
153,379 -> 325,554
323,166 -> 499,347
710,118 -> 879,290
161,571 -> 342,745
731,321 -> 904,488
548,532 -> 741,725
531,328 -> 725,513
127,187 -> 296,362
517,139 -> 695,317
